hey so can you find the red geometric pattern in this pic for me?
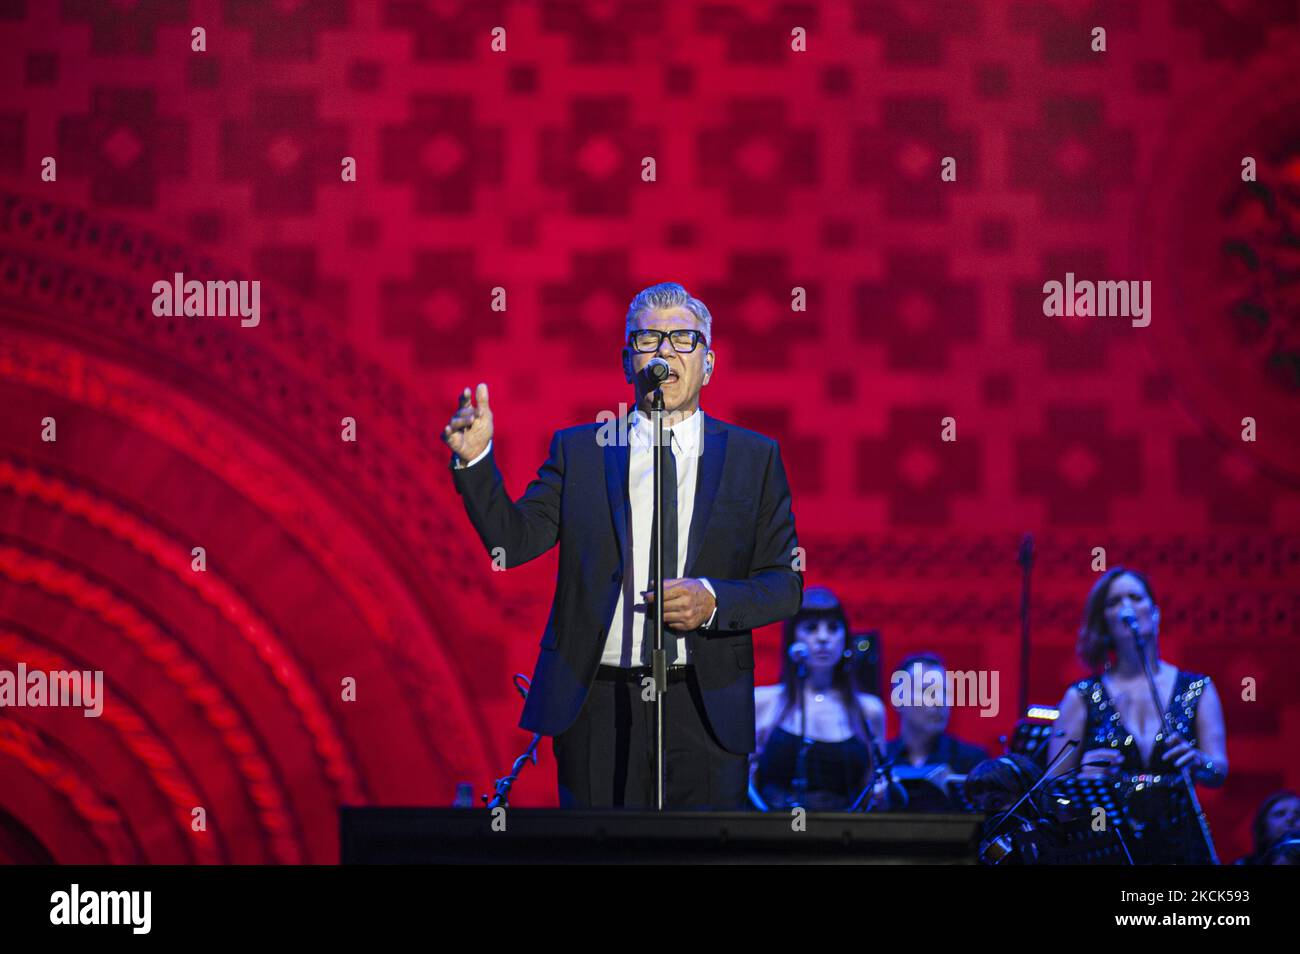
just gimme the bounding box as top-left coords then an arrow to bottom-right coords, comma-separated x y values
1,1 -> 1298,865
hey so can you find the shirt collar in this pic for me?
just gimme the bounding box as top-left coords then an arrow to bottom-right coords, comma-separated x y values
630,407 -> 703,453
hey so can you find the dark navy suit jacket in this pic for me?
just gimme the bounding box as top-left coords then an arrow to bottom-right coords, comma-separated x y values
450,412 -> 803,755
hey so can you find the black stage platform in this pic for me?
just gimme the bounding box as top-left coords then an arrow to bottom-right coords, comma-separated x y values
340,808 -> 983,864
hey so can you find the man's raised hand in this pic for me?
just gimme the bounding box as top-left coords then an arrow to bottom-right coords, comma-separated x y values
443,382 -> 493,462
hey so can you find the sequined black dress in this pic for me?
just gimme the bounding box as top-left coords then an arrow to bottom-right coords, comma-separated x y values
1072,669 -> 1215,865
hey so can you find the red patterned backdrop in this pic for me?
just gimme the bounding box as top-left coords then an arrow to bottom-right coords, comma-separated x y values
1,0 -> 1298,864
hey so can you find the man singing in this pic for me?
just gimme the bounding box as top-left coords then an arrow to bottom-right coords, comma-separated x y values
443,281 -> 802,809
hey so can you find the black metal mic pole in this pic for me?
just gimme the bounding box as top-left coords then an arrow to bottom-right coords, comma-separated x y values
482,674 -> 540,810
792,656 -> 810,807
484,735 -> 541,810
847,741 -> 903,812
651,386 -> 668,811
1128,620 -> 1219,864
1017,534 -> 1034,719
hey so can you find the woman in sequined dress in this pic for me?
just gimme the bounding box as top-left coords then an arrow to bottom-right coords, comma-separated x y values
1046,567 -> 1228,864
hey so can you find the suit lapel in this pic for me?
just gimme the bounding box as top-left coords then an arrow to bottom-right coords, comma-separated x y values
604,427 -> 630,570
685,413 -> 726,577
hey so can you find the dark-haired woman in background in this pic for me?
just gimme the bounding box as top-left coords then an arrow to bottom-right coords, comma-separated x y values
751,586 -> 886,810
1046,567 -> 1228,864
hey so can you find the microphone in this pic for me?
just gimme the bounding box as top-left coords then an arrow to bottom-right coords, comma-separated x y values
1120,610 -> 1139,633
787,641 -> 809,663
641,357 -> 671,386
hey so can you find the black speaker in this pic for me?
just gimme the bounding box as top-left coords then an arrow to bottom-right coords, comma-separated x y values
1008,716 -> 1057,768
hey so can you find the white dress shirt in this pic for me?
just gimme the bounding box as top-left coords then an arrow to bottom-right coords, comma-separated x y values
453,408 -> 717,668
600,408 -> 716,667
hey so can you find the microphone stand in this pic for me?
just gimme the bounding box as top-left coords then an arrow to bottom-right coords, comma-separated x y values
846,689 -> 902,812
482,675 -> 541,810
846,746 -> 905,813
791,656 -> 810,808
484,735 -> 541,810
650,386 -> 669,811
1017,534 -> 1034,718
1128,623 -> 1219,864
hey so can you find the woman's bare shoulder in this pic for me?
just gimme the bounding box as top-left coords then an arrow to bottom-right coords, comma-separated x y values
856,692 -> 885,716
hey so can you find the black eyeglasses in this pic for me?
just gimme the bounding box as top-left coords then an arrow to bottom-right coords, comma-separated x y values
628,329 -> 707,353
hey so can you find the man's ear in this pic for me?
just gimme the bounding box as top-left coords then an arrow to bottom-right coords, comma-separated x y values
703,349 -> 715,384
622,347 -> 634,384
